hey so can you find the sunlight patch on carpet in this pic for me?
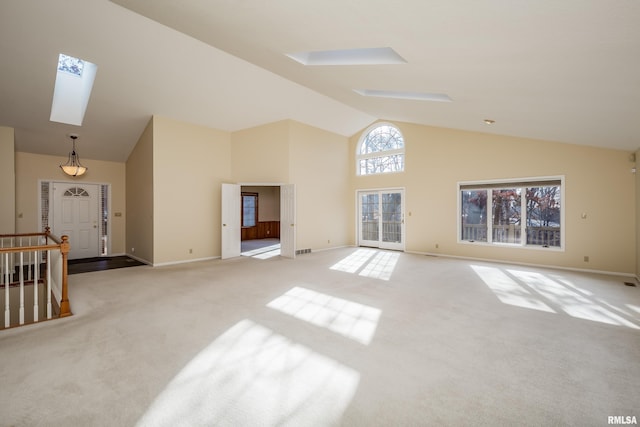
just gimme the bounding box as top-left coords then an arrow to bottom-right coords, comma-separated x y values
136,319 -> 359,427
267,287 -> 381,345
509,269 -> 640,329
471,265 -> 556,313
330,248 -> 399,280
330,248 -> 377,273
241,243 -> 281,259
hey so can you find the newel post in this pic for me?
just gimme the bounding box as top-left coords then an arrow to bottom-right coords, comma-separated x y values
59,235 -> 72,318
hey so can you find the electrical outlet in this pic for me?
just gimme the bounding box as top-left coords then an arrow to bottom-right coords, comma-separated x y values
584,256 -> 589,262
189,248 -> 193,254
131,247 -> 135,253
435,243 -> 439,249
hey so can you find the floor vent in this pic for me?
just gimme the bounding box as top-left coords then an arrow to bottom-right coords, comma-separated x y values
624,282 -> 637,287
296,248 -> 312,255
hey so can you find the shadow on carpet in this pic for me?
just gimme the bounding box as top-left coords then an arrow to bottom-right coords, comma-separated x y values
68,256 -> 145,275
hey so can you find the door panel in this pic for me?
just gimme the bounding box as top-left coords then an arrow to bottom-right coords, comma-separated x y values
381,191 -> 403,246
52,183 -> 100,260
280,184 -> 296,258
221,183 -> 241,259
359,192 -> 379,247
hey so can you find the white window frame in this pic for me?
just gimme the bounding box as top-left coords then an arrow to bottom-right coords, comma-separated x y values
356,122 -> 405,176
457,176 -> 565,251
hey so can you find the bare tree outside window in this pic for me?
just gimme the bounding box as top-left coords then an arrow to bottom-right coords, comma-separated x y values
357,124 -> 405,175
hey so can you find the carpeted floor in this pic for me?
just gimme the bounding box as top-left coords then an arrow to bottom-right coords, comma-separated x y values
0,247 -> 638,426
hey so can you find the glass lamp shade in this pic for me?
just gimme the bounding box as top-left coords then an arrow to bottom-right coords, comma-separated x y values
60,148 -> 88,177
60,163 -> 88,177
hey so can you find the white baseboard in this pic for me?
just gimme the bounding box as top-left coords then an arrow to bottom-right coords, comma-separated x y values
151,256 -> 219,267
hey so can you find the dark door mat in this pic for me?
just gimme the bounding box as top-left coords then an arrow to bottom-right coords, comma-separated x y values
68,256 -> 145,274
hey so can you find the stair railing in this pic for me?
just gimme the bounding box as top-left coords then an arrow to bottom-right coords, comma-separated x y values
0,227 -> 71,329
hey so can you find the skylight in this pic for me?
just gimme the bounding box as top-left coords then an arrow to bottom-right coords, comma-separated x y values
286,47 -> 406,66
50,53 -> 97,126
354,89 -> 452,102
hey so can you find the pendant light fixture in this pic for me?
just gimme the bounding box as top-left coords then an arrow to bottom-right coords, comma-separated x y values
60,134 -> 88,177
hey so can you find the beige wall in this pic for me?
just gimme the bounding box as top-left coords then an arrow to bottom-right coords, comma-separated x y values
231,121 -> 290,183
152,116 -> 231,265
126,118 -> 154,263
289,121 -> 351,251
232,120 -> 351,251
350,121 -> 636,275
15,152 -> 126,253
0,127 -> 15,234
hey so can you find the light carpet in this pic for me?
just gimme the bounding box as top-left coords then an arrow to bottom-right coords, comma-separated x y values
0,247 -> 638,426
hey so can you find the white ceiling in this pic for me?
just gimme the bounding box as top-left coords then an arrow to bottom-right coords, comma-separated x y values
1,0 -> 639,163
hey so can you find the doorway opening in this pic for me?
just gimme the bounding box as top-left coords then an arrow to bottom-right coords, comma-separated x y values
221,183 -> 295,259
240,186 -> 281,257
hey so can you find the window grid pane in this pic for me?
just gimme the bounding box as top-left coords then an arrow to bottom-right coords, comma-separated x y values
242,195 -> 257,227
461,190 -> 487,242
382,193 -> 402,243
526,186 -> 561,247
361,194 -> 379,241
492,188 -> 521,244
360,154 -> 404,175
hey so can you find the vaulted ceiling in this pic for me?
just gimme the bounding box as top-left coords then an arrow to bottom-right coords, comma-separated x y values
1,0 -> 639,162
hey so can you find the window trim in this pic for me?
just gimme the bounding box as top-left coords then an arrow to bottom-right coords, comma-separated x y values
241,192 -> 258,228
457,176 -> 565,251
356,122 -> 405,176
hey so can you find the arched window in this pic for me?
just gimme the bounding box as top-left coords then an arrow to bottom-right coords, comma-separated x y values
357,123 -> 405,175
63,187 -> 89,197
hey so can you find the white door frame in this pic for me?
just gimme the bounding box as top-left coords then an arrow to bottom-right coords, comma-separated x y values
356,187 -> 405,251
221,182 -> 296,259
40,180 -> 111,258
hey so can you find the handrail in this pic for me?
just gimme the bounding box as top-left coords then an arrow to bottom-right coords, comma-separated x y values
0,227 -> 71,328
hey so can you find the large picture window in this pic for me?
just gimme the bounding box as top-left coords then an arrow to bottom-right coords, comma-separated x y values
459,178 -> 563,248
357,123 -> 405,175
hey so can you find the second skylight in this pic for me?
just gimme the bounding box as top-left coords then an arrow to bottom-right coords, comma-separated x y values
286,47 -> 406,66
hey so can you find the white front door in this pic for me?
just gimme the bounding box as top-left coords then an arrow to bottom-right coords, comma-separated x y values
221,183 -> 241,259
52,183 -> 100,260
280,184 -> 296,258
358,189 -> 405,251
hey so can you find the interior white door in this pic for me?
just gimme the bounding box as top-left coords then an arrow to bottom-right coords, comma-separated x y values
52,183 -> 100,260
280,184 -> 296,258
221,183 -> 241,259
358,189 -> 405,251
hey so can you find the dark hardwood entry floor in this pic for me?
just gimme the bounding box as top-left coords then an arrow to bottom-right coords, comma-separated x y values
68,256 -> 145,275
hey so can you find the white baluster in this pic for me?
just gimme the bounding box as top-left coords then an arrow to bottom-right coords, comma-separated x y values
46,250 -> 52,319
33,250 -> 39,323
27,238 -> 32,282
19,251 -> 24,325
4,253 -> 10,328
